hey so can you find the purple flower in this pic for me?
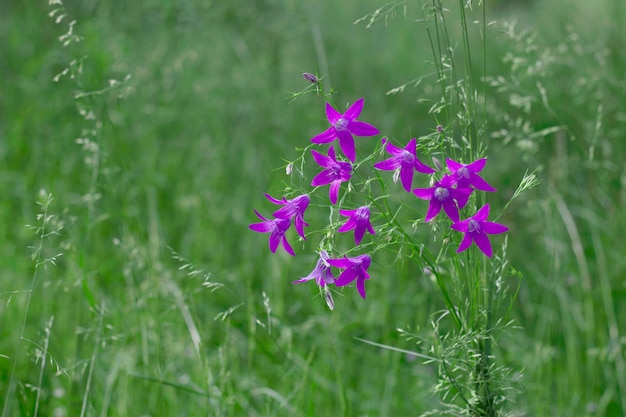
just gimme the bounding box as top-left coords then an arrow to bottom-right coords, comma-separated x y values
248,210 -> 295,256
311,146 -> 352,205
338,206 -> 375,245
328,254 -> 372,299
374,138 -> 435,192
450,204 -> 509,258
413,175 -> 472,222
292,250 -> 336,287
311,98 -> 380,162
264,193 -> 310,239
446,158 -> 496,192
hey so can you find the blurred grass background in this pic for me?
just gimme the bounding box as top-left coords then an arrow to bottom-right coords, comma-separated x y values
1,0 -> 625,416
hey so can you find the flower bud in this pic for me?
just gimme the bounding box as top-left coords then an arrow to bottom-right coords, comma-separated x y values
431,156 -> 443,171
324,286 -> 335,311
302,72 -> 319,84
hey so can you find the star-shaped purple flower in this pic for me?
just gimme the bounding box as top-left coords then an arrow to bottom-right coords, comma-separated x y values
374,138 -> 435,192
248,210 -> 295,256
446,158 -> 496,192
311,98 -> 380,162
292,250 -> 336,287
264,193 -> 310,239
413,175 -> 472,222
327,254 -> 372,299
311,146 -> 353,205
450,204 -> 509,257
338,206 -> 375,245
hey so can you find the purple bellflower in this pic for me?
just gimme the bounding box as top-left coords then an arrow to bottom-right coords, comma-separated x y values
248,210 -> 295,256
374,138 -> 435,192
446,158 -> 496,192
413,175 -> 472,222
310,98 -> 380,162
450,204 -> 509,258
311,146 -> 352,205
328,254 -> 372,299
292,250 -> 336,287
338,206 -> 375,245
264,193 -> 310,239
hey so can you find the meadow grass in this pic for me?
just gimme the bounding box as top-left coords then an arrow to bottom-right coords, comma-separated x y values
1,0 -> 625,416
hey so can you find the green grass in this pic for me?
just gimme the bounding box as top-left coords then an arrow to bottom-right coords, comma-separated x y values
1,0 -> 625,416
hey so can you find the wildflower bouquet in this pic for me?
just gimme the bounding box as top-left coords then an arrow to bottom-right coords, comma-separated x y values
249,3 -> 526,416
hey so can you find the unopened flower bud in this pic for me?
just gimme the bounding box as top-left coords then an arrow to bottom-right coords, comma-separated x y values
392,169 -> 401,184
302,72 -> 319,84
437,124 -> 444,133
285,163 -> 293,176
324,286 -> 335,311
431,156 -> 443,171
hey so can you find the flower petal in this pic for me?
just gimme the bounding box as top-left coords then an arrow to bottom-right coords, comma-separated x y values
339,208 -> 356,217
467,158 -> 487,172
356,276 -> 367,298
450,219 -> 470,232
329,180 -> 341,205
473,232 -> 493,257
452,187 -> 472,209
348,120 -> 379,137
311,170 -> 334,187
343,98 -> 364,120
294,217 -> 308,239
321,268 -> 336,285
374,156 -> 402,171
293,263 -> 321,284
457,232 -> 473,253
249,222 -> 273,233
273,205 -> 297,219
281,235 -> 296,256
264,193 -> 285,205
337,130 -> 356,162
482,221 -> 509,234
311,126 -> 337,144
325,102 -> 341,124
414,158 -> 435,174
384,140 -> 404,155
469,172 -> 496,192
446,158 -> 463,172
473,204 -> 491,221
353,223 -> 366,245
327,257 -> 352,268
311,149 -> 331,167
269,232 -> 281,253
405,138 -> 417,154
413,187 -> 433,200
399,165 -> 414,192
335,268 -> 357,286
253,209 -> 269,221
424,200 -> 442,222
327,146 -> 337,161
441,200 -> 460,222
338,218 -> 357,233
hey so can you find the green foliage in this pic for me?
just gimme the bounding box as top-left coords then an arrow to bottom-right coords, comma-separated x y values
1,0 -> 625,416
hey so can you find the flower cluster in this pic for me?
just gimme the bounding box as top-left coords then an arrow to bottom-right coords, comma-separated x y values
250,90 -> 509,307
374,136 -> 508,257
408,157 -> 508,257
250,97 -> 379,302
